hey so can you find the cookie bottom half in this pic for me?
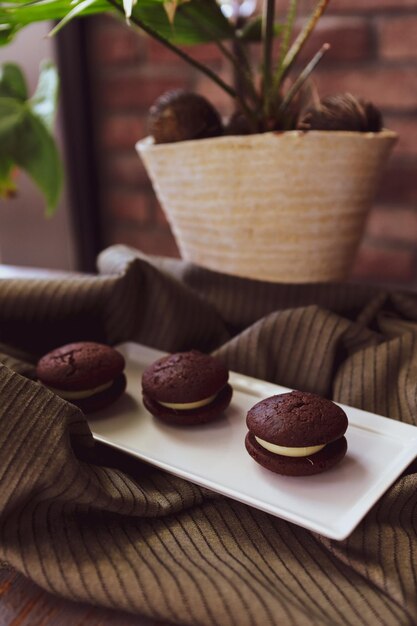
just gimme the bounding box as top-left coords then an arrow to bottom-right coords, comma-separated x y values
143,383 -> 233,425
74,374 -> 127,414
245,432 -> 347,476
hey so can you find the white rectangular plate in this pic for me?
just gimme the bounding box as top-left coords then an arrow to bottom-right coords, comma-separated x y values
89,342 -> 417,540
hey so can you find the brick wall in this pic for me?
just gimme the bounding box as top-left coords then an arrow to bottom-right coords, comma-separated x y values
86,0 -> 417,287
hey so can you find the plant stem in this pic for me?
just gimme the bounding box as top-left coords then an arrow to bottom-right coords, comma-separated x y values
279,0 -> 330,82
178,4 -> 260,108
262,0 -> 275,118
277,42 -> 330,114
105,0 -> 238,99
232,30 -> 260,108
277,0 -> 298,69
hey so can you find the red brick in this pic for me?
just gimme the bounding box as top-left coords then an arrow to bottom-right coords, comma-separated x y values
152,197 -> 171,227
108,225 -> 180,258
327,0 -> 417,12
99,73 -> 190,110
352,243 -> 416,284
105,153 -> 152,187
107,190 -> 150,222
365,205 -> 417,243
376,157 -> 417,204
313,67 -> 417,110
384,115 -> 417,157
89,19 -> 144,65
195,71 -> 235,117
378,16 -> 417,61
289,17 -> 374,64
87,0 -> 417,285
101,115 -> 146,149
147,38 -> 224,65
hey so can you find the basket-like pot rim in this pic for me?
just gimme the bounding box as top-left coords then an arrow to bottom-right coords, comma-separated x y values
136,128 -> 398,154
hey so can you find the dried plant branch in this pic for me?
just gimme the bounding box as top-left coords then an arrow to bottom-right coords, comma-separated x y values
278,42 -> 330,115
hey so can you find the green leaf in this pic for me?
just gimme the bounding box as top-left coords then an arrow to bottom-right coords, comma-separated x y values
15,108 -> 63,215
0,0 -> 111,44
0,96 -> 62,215
0,63 -> 28,100
28,59 -> 59,130
163,0 -> 191,24
0,97 -> 24,150
48,0 -> 103,36
0,24 -> 18,46
131,0 -> 234,45
0,0 -> 233,44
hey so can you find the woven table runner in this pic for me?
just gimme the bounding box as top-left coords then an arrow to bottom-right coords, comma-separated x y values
0,244 -> 416,626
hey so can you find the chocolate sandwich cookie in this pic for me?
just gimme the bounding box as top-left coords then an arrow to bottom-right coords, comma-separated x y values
36,341 -> 126,413
142,350 -> 232,425
245,390 -> 348,476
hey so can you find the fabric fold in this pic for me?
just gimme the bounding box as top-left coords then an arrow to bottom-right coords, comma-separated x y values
0,244 -> 416,626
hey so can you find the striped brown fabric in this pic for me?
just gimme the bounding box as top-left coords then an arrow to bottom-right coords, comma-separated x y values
0,244 -> 416,626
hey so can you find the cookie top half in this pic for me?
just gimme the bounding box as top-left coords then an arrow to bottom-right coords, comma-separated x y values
142,350 -> 229,403
246,390 -> 348,447
36,342 -> 125,391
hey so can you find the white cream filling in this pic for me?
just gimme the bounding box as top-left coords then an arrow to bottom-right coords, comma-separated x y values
158,393 -> 217,410
255,436 -> 325,458
47,380 -> 113,400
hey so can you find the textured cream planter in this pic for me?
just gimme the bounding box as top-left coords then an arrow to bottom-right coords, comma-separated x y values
137,130 -> 397,283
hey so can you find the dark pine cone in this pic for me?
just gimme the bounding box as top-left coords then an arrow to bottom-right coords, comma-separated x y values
298,93 -> 383,133
148,89 -> 223,144
224,111 -> 253,136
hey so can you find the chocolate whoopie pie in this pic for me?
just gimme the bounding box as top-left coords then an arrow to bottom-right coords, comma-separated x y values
142,350 -> 232,425
36,342 -> 126,413
245,390 -> 348,476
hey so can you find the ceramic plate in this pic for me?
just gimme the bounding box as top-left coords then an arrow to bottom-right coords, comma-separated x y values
88,342 -> 417,540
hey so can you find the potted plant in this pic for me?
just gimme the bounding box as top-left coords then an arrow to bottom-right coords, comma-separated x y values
1,0 -> 397,282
